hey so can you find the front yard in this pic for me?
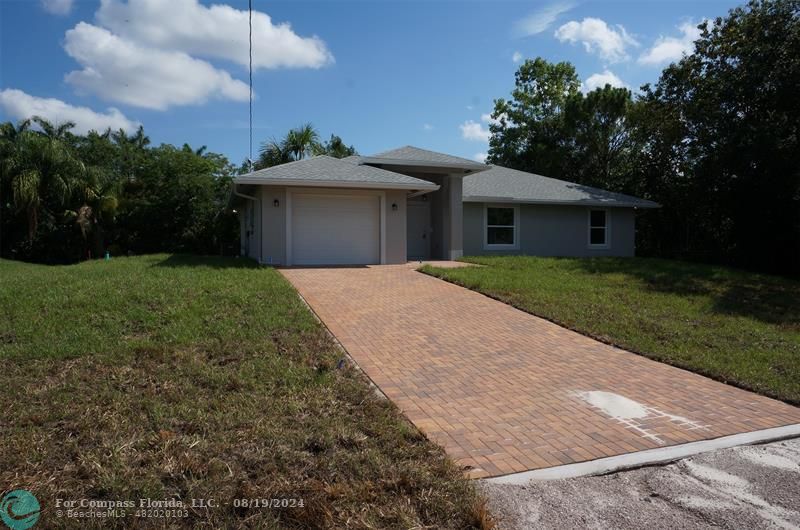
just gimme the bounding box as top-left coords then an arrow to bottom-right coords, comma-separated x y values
422,256 -> 800,404
0,255 -> 487,529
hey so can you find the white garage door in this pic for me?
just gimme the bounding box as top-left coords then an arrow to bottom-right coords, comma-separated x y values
291,193 -> 380,265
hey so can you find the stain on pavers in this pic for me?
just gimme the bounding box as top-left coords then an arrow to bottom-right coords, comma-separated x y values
281,264 -> 800,478
573,391 -> 711,445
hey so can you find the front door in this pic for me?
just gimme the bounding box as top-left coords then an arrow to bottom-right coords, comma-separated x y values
407,199 -> 431,260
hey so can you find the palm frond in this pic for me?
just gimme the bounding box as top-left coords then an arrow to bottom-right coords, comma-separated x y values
12,168 -> 40,209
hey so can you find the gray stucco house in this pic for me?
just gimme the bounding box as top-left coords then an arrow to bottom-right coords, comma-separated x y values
232,146 -> 659,266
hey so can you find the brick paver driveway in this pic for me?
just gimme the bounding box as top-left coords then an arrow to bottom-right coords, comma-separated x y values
281,264 -> 800,478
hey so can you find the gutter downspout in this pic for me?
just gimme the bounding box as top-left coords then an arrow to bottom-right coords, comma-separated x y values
232,183 -> 262,263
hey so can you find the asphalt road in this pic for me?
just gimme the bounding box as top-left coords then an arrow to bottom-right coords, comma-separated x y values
481,438 -> 800,530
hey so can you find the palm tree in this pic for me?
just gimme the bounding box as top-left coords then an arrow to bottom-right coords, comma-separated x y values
285,123 -> 320,160
131,125 -> 150,150
256,138 -> 291,170
0,120 -> 32,248
111,125 -> 149,149
0,119 -> 32,144
65,165 -> 119,257
112,125 -> 149,180
0,117 -> 79,240
255,124 -> 321,171
33,116 -> 75,142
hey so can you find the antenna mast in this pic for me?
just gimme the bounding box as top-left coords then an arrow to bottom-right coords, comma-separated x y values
248,0 -> 253,172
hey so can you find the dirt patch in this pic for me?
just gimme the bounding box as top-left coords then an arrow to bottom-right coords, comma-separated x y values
481,438 -> 800,529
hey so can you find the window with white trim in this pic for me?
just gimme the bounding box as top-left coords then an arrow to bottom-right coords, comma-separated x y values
588,209 -> 609,248
485,206 -> 517,248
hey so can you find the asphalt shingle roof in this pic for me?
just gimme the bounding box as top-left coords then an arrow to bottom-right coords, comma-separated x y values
366,146 -> 486,168
234,150 -> 657,207
463,165 -> 660,208
235,155 -> 438,189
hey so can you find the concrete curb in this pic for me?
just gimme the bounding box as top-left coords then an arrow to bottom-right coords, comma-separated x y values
485,423 -> 800,484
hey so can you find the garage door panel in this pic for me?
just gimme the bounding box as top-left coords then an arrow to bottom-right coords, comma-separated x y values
291,194 -> 380,265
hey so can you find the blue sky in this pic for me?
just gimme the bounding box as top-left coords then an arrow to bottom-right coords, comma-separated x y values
1,0 -> 737,165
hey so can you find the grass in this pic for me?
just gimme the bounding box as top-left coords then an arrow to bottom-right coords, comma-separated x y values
422,256 -> 800,404
0,254 -> 488,529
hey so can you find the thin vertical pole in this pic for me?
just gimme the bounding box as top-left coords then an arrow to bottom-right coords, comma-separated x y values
248,0 -> 253,172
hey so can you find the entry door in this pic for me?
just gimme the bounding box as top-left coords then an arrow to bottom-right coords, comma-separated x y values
291,193 -> 380,265
407,199 -> 431,260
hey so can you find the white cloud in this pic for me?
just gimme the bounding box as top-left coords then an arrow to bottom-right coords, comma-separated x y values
460,113 -> 504,142
96,0 -> 333,70
480,113 -> 501,126
512,51 -> 523,63
0,89 -> 140,135
514,1 -> 576,37
638,21 -> 704,65
40,0 -> 73,15
63,23 -> 249,110
460,120 -> 490,142
473,152 -> 488,163
555,18 -> 638,62
423,123 -> 434,131
583,70 -> 628,92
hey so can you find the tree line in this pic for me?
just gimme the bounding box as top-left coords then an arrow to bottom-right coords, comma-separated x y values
0,120 -> 240,263
488,0 -> 799,275
0,119 -> 354,264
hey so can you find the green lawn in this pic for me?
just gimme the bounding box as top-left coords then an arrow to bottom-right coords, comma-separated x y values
0,255 -> 488,529
422,256 -> 800,404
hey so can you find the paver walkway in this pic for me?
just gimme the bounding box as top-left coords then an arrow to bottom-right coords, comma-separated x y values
281,264 -> 800,479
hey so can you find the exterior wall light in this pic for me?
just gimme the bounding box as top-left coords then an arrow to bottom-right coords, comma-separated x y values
273,199 -> 280,207
391,203 -> 398,211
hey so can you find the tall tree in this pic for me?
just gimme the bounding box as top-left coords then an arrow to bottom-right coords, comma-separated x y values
487,58 -> 581,178
562,86 -> 635,191
112,125 -> 150,181
314,134 -> 357,158
117,143 -> 237,255
65,165 -> 119,258
0,117 -> 79,241
643,0 -> 800,273
285,123 -> 320,160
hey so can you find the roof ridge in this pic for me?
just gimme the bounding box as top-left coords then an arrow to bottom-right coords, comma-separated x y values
246,154 -> 333,176
368,145 -> 485,166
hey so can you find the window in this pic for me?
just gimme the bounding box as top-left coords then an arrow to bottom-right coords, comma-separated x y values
485,205 -> 518,248
588,209 -> 609,248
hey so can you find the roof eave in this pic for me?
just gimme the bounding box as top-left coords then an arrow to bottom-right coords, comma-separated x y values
463,196 -> 661,208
